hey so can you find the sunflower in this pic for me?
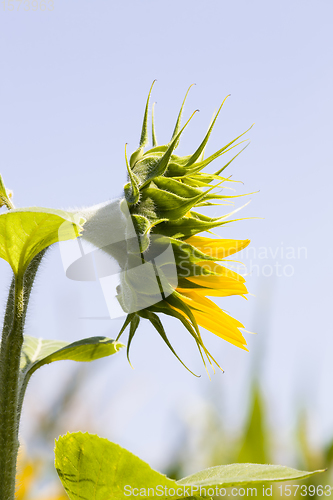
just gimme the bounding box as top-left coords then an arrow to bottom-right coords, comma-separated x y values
115,83 -> 253,373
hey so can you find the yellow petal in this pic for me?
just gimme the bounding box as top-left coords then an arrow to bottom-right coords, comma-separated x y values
185,275 -> 247,295
179,290 -> 225,314
181,291 -> 244,329
186,236 -> 250,259
177,291 -> 247,349
177,287 -> 246,298
193,310 -> 248,350
197,260 -> 246,282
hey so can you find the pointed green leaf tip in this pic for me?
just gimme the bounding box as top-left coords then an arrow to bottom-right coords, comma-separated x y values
138,309 -> 199,376
55,432 -> 325,500
185,94 -> 230,167
151,101 -> 158,147
170,83 -> 195,144
0,207 -> 85,277
126,314 -> 140,365
137,109 -> 199,188
140,80 -> 156,148
130,80 -> 156,168
178,464 -> 325,489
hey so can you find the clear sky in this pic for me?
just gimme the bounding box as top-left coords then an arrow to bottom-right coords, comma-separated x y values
1,0 -> 333,474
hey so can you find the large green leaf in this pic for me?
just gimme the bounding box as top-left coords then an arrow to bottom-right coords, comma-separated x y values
20,335 -> 123,381
0,207 -> 85,276
16,336 -> 123,415
178,464 -> 324,489
55,432 -> 177,500
55,433 -> 324,500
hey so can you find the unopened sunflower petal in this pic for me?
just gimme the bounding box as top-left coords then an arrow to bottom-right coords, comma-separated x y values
185,274 -> 247,293
176,291 -> 247,347
193,311 -> 248,350
185,236 -> 250,258
197,260 -> 246,282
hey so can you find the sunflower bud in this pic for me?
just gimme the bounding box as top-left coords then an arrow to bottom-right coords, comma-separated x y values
115,83 -> 254,373
66,84 -> 253,373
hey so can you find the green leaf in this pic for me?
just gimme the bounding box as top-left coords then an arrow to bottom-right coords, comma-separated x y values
177,463 -> 324,489
55,432 -> 177,500
55,433 -> 323,500
0,207 -> 85,276
20,335 -> 123,384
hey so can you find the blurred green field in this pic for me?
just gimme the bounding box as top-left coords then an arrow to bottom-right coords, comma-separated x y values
17,365 -> 333,499
165,381 -> 333,498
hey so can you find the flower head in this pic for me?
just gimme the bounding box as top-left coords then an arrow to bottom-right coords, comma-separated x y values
117,83 -> 253,373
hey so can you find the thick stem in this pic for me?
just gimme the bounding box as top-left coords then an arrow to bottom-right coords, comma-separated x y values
0,250 -> 46,500
0,274 -> 24,500
16,250 -> 47,419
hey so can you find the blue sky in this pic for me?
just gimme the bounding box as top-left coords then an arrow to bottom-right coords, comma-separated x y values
1,0 -> 333,473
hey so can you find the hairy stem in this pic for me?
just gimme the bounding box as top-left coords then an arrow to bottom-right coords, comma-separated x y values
0,274 -> 24,500
0,250 -> 46,500
16,250 -> 47,418
1,196 -> 15,211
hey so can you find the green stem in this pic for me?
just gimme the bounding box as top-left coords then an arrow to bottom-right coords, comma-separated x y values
0,250 -> 46,500
0,196 -> 15,211
0,274 -> 24,500
16,250 -> 47,419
